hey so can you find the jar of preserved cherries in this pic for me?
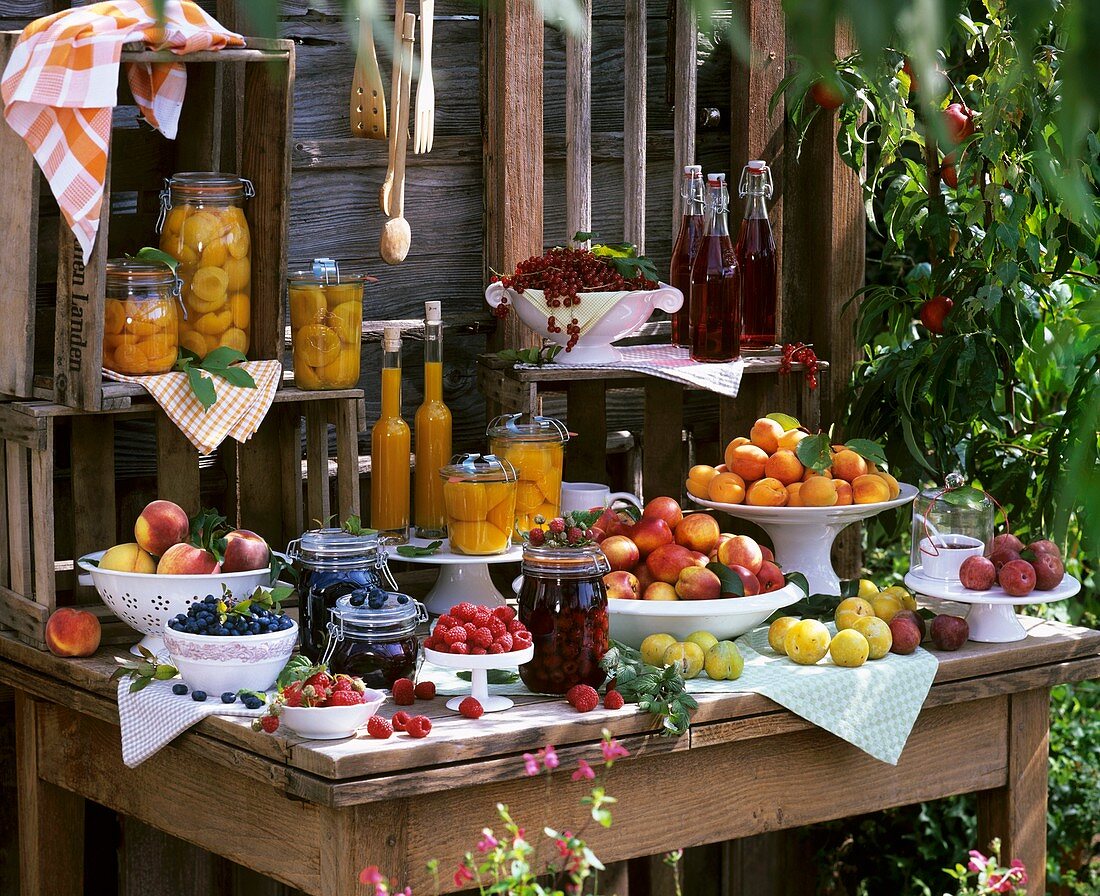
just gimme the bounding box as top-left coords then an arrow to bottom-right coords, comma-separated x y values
323,593 -> 427,689
102,259 -> 181,375
158,172 -> 253,360
288,528 -> 398,661
518,544 -> 610,694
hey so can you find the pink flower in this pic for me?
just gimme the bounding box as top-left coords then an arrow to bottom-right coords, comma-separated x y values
600,737 -> 630,764
539,745 -> 560,769
396,889 -> 411,896
522,752 -> 539,776
1010,859 -> 1028,886
968,850 -> 989,874
359,866 -> 384,886
453,864 -> 475,888
572,759 -> 596,781
477,828 -> 498,853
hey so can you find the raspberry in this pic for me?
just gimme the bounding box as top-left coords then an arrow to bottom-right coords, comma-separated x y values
488,643 -> 505,654
405,715 -> 432,738
507,617 -> 526,634
443,627 -> 468,646
495,632 -> 514,652
260,714 -> 279,733
327,689 -> 365,706
488,617 -> 507,638
366,715 -> 393,739
603,690 -> 625,710
470,627 -> 493,649
452,602 -> 476,622
513,631 -> 533,649
464,622 -> 478,635
450,642 -> 470,655
414,681 -> 436,700
548,518 -> 566,534
392,710 -> 411,731
528,528 -> 546,545
470,646 -> 487,655
459,697 -> 484,719
471,608 -> 492,627
566,527 -> 584,543
437,614 -> 456,629
492,605 -> 516,622
566,684 -> 598,709
392,678 -> 416,705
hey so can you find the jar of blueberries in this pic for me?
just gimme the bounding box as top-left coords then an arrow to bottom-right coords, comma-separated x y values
517,544 -> 610,694
288,528 -> 397,660
322,593 -> 427,689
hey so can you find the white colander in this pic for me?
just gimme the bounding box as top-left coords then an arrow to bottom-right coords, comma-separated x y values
77,550 -> 284,656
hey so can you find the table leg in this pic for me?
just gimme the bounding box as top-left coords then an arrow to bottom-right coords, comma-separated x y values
643,380 -> 683,502
977,688 -> 1049,895
15,690 -> 84,896
320,800 -> 408,896
566,381 -> 608,484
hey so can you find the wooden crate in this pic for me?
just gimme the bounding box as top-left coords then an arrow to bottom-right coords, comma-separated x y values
0,33 -> 294,412
0,386 -> 363,650
477,352 -> 827,502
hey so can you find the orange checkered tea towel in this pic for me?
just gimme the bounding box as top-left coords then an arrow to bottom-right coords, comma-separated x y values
1,1 -> 243,263
104,360 -> 281,456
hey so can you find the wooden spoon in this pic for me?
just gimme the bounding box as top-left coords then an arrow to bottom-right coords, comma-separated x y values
378,0 -> 407,214
349,0 -> 386,139
380,13 -> 416,265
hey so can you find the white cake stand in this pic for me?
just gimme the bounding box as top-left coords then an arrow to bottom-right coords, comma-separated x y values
384,537 -> 522,616
691,483 -> 918,595
904,566 -> 1081,643
424,645 -> 534,712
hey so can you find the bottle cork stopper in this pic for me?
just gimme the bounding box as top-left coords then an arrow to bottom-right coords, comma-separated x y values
708,172 -> 726,183
383,326 -> 401,351
424,301 -> 441,323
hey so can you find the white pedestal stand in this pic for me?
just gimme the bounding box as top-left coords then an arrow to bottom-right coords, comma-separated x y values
385,537 -> 522,616
424,646 -> 534,712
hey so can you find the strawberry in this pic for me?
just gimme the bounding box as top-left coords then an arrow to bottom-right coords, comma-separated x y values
603,690 -> 625,710
414,680 -> 436,700
305,670 -> 335,693
459,697 -> 484,719
251,714 -> 279,734
281,681 -> 304,707
405,715 -> 432,738
391,710 -> 412,731
327,689 -> 365,706
366,715 -> 393,739
392,678 -> 416,705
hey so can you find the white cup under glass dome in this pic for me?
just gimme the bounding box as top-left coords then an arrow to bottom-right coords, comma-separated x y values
910,474 -> 994,580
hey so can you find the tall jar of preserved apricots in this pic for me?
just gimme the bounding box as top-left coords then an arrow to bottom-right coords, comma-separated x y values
102,259 -> 181,375
486,414 -> 569,534
158,172 -> 253,360
440,454 -> 518,555
287,260 -> 366,390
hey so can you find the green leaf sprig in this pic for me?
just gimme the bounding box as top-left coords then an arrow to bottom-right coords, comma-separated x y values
342,515 -> 378,536
493,345 -> 563,366
600,641 -> 696,737
396,540 -> 443,558
110,645 -> 179,693
174,347 -> 256,411
795,433 -> 889,472
576,231 -> 661,283
189,507 -> 231,559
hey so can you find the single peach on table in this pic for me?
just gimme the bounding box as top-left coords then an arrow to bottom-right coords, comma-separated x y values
134,499 -> 190,557
764,449 -> 804,486
718,534 -> 764,574
852,473 -> 891,504
830,449 -> 869,483
800,475 -> 838,507
707,472 -> 747,505
602,570 -> 640,600
45,607 -> 102,658
723,437 -> 751,467
99,542 -> 157,573
834,480 -> 854,506
156,543 -> 220,575
644,581 -> 678,601
674,512 -> 721,554
675,565 -> 722,601
646,543 -> 698,584
727,444 -> 769,482
600,535 -> 640,572
750,417 -> 784,454
746,477 -> 788,507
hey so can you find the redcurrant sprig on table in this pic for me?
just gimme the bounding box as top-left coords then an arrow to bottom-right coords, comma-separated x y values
779,342 -> 820,391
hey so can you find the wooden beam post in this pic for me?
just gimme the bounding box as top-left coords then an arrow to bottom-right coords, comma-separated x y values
670,0 -> 697,237
623,0 -> 647,253
482,0 -> 544,352
566,0 -> 593,242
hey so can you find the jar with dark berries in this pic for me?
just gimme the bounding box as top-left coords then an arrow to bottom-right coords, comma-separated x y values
323,593 -> 427,690
517,544 -> 610,694
288,528 -> 398,660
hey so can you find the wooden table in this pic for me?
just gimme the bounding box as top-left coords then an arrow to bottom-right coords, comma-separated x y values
2,617 -> 1097,896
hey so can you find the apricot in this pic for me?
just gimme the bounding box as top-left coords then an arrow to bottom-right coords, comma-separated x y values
194,308 -> 232,336
290,287 -> 327,328
800,475 -> 838,507
182,211 -> 220,249
501,443 -> 554,481
723,437 -> 751,468
746,477 -> 788,507
802,467 -> 833,482
45,608 -> 102,658
225,219 -> 250,259
777,429 -> 809,451
674,513 -> 721,554
873,470 -> 901,500
443,481 -> 489,521
750,418 -> 784,454
686,465 -> 720,499
763,449 -> 804,485
830,449 -> 869,483
112,343 -> 149,375
294,361 -> 324,390
785,482 -> 804,506
449,520 -> 510,555
707,471 -> 746,505
318,346 -> 359,386
100,542 -> 157,573
851,473 -> 891,505
229,293 -> 251,330
219,328 -> 249,354
330,301 -> 363,345
104,299 -> 127,335
225,256 -> 251,292
296,324 -> 341,367
514,481 -> 543,512
727,444 -> 769,481
180,332 -> 207,357
485,492 -> 517,536
834,481 -> 854,506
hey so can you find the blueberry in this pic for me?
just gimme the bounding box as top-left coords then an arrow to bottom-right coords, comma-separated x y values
397,594 -> 409,604
349,593 -> 366,607
172,683 -> 188,695
192,690 -> 208,702
243,697 -> 262,710
220,692 -> 236,704
249,623 -> 260,635
175,613 -> 187,624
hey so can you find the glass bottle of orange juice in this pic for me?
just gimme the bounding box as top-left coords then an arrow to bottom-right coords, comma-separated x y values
414,301 -> 452,538
370,327 -> 410,543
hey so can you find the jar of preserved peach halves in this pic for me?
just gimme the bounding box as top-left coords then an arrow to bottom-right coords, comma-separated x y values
158,172 -> 253,360
102,259 -> 181,375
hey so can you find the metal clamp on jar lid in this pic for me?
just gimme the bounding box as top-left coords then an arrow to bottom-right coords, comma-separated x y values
288,528 -> 396,581
440,453 -> 518,482
320,592 -> 427,661
105,259 -> 181,297
486,413 -> 570,443
157,172 -> 254,230
521,544 -> 610,578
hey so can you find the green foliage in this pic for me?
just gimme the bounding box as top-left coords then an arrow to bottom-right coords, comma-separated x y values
175,347 -> 256,411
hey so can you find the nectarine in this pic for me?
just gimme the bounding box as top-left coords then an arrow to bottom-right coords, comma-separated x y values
646,543 -> 698,584
157,543 -> 219,575
675,565 -> 722,600
603,570 -> 640,600
717,535 -> 764,574
644,581 -> 678,601
627,517 -> 674,557
222,529 -> 270,573
643,496 -> 683,529
134,499 -> 190,557
674,513 -> 721,554
600,535 -> 641,572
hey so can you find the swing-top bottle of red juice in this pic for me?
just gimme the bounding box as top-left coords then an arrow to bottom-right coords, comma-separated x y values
735,160 -> 777,348
669,165 -> 705,347
690,173 -> 741,362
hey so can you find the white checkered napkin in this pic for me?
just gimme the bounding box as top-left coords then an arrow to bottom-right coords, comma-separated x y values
117,677 -> 267,768
104,360 -> 282,456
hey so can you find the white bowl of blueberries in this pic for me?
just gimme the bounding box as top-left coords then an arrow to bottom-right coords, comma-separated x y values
163,592 -> 298,696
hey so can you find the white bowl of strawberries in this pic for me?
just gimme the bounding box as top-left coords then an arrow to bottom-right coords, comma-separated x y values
275,670 -> 386,740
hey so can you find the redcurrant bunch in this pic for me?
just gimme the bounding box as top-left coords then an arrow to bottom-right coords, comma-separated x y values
779,343 -> 820,390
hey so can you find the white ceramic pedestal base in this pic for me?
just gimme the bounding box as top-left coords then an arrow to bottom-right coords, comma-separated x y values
385,538 -> 522,616
904,566 -> 1081,643
133,633 -> 167,658
691,483 -> 918,595
425,646 -> 534,714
